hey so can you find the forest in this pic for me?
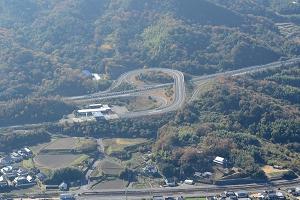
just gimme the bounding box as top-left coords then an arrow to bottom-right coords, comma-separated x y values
1,0 -> 300,181
1,0 -> 300,100
153,65 -> 300,179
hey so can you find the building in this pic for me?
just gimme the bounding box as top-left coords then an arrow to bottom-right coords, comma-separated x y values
235,191 -> 249,198
153,196 -> 164,200
92,73 -> 101,81
184,179 -> 194,185
261,190 -> 286,200
0,156 -> 13,166
0,176 -> 8,189
213,156 -> 227,166
10,152 -> 23,163
36,172 -> 47,183
17,148 -> 32,159
77,104 -> 112,118
165,178 -> 176,187
1,166 -> 17,178
17,168 -> 29,177
13,176 -> 35,188
143,165 -> 158,175
60,193 -> 75,200
59,182 -> 68,191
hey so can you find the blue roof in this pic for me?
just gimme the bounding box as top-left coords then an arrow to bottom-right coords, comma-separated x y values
82,70 -> 92,77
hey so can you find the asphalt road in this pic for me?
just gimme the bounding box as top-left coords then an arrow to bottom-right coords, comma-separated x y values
76,178 -> 300,199
2,58 -> 300,199
1,58 -> 300,131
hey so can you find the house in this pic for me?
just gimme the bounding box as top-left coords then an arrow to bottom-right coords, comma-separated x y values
203,172 -> 213,178
143,165 -> 158,175
262,190 -> 286,200
26,175 -> 34,183
17,168 -> 29,177
60,193 -> 75,200
194,172 -> 202,178
92,73 -> 101,81
0,156 -> 13,166
273,165 -> 284,170
0,176 -> 8,189
82,70 -> 92,77
165,178 -> 176,187
184,179 -> 194,185
235,191 -> 249,198
153,196 -> 164,200
223,191 -> 237,200
1,166 -> 17,178
17,148 -> 32,159
13,176 -> 35,188
59,182 -> 68,191
10,152 -> 23,163
45,185 -> 59,190
36,172 -> 47,182
194,171 -> 212,179
276,192 -> 286,200
213,156 -> 227,166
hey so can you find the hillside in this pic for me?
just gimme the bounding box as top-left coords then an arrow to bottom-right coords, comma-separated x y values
1,0 -> 300,100
153,65 -> 300,179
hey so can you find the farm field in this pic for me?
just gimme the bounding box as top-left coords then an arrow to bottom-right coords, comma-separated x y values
31,137 -> 95,170
184,197 -> 206,200
34,154 -> 83,169
42,137 -> 97,153
262,165 -> 290,178
100,158 -> 124,176
103,138 -> 148,155
92,179 -> 127,190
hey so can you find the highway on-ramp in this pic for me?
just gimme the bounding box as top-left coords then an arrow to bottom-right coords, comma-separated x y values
1,58 -> 300,131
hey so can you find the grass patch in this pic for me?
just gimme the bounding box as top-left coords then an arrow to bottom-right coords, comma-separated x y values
22,158 -> 35,169
126,96 -> 159,112
185,197 -> 206,200
43,137 -> 97,153
262,165 -> 289,178
103,138 -> 148,155
70,154 -> 90,167
100,158 -> 124,176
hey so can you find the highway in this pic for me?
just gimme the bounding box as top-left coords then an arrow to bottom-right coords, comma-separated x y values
65,57 -> 300,119
1,58 -> 300,131
1,58 -> 300,199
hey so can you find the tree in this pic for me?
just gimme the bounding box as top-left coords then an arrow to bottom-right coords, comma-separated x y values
119,168 -> 137,182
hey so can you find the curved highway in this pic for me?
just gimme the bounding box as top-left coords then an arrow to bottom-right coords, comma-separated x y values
2,58 -> 300,199
66,57 -> 300,119
1,58 -> 300,131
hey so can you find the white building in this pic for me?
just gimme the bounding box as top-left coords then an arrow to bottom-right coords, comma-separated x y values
77,105 -> 111,118
213,156 -> 227,166
184,179 -> 194,185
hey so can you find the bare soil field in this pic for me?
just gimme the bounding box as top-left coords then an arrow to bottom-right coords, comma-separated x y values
100,159 -> 124,175
262,165 -> 289,178
92,179 -> 127,190
126,96 -> 160,112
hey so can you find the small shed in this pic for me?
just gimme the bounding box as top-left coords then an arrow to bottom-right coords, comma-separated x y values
59,182 -> 68,191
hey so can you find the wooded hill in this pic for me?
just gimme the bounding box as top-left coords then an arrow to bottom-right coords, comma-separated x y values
1,0 -> 300,100
153,65 -> 300,179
